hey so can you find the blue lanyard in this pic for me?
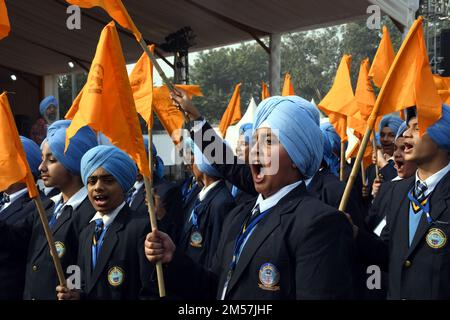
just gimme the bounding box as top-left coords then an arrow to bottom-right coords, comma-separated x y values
407,188 -> 432,224
92,226 -> 109,268
190,200 -> 203,229
49,199 -> 65,228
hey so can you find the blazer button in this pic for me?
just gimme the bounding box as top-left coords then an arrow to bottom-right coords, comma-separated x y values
32,265 -> 38,272
404,260 -> 412,268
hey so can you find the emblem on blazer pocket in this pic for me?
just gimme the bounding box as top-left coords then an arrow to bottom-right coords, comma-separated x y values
190,231 -> 203,248
108,266 -> 124,287
258,263 -> 280,291
54,241 -> 65,258
426,228 -> 447,249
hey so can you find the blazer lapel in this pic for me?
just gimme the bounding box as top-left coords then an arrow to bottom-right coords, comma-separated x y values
0,194 -> 28,221
87,208 -> 126,292
130,188 -> 145,211
225,184 -> 306,295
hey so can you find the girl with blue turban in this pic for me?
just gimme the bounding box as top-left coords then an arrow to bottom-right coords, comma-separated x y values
144,92 -> 354,299
0,120 -> 98,300
57,145 -> 153,300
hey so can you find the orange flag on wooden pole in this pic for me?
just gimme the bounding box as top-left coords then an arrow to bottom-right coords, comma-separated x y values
433,75 -> 450,104
0,0 -> 10,40
262,81 -> 270,100
281,73 -> 295,96
0,93 -> 38,198
219,83 -> 242,137
64,22 -> 149,177
369,26 -> 395,88
66,0 -> 141,40
375,17 -> 442,136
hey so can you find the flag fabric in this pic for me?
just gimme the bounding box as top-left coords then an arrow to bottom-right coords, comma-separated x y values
129,44 -> 155,125
262,81 -> 270,100
375,17 -> 442,136
219,83 -> 242,137
369,26 -> 395,88
318,54 -> 356,142
433,75 -> 450,104
281,73 -> 295,96
0,93 -> 38,198
64,22 -> 149,177
66,0 -> 141,40
0,0 -> 10,40
151,85 -> 203,143
355,58 -> 376,121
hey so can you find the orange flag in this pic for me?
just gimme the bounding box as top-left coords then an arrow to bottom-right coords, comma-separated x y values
433,75 -> 450,104
151,85 -> 203,143
0,93 -> 38,198
318,54 -> 356,142
65,22 -> 149,177
376,17 -> 442,136
219,83 -> 242,137
355,59 -> 376,121
281,73 -> 295,96
369,26 -> 395,88
262,81 -> 270,100
129,44 -> 155,125
0,0 -> 10,40
66,0 -> 141,40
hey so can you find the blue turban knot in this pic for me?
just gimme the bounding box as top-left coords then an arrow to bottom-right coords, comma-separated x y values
39,96 -> 58,116
239,123 -> 253,144
46,120 -> 97,175
427,104 -> 450,151
395,121 -> 407,141
253,96 -> 323,178
81,145 -> 137,193
379,115 -> 403,136
320,122 -> 341,177
143,136 -> 165,179
20,136 -> 41,175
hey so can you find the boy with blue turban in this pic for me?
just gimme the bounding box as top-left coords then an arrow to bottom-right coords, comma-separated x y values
144,93 -> 354,299
56,145 -> 152,300
354,104 -> 450,299
0,120 -> 98,299
0,136 -> 44,299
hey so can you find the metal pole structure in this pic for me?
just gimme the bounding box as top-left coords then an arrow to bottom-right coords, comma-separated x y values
269,33 -> 281,96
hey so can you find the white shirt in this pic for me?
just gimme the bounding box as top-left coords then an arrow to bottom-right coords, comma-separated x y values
51,187 -> 88,219
252,180 -> 303,214
415,161 -> 450,197
198,180 -> 220,201
0,188 -> 28,212
89,202 -> 126,229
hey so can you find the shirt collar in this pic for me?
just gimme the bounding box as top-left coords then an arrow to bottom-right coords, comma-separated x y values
51,187 -> 88,211
415,161 -> 450,195
198,180 -> 221,201
254,180 -> 303,213
132,180 -> 144,192
89,202 -> 126,229
4,188 -> 28,203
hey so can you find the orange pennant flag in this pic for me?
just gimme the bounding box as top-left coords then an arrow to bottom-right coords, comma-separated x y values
355,58 -> 376,121
262,81 -> 270,100
0,0 -> 11,40
433,74 -> 450,104
318,54 -> 356,141
65,22 -> 149,177
0,93 -> 38,198
66,0 -> 141,40
346,137 -> 373,169
281,73 -> 295,96
369,26 -> 395,88
219,83 -> 242,137
376,17 -> 442,136
129,44 -> 155,126
151,85 -> 203,143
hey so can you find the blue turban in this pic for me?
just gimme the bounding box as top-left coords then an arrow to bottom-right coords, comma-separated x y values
80,145 -> 137,193
143,136 -> 165,179
253,96 -> 323,178
395,121 -> 407,141
239,123 -> 253,144
39,96 -> 58,116
379,115 -> 403,136
320,123 -> 340,177
20,136 -> 41,175
186,137 -> 223,179
46,120 -> 97,175
427,104 -> 450,151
